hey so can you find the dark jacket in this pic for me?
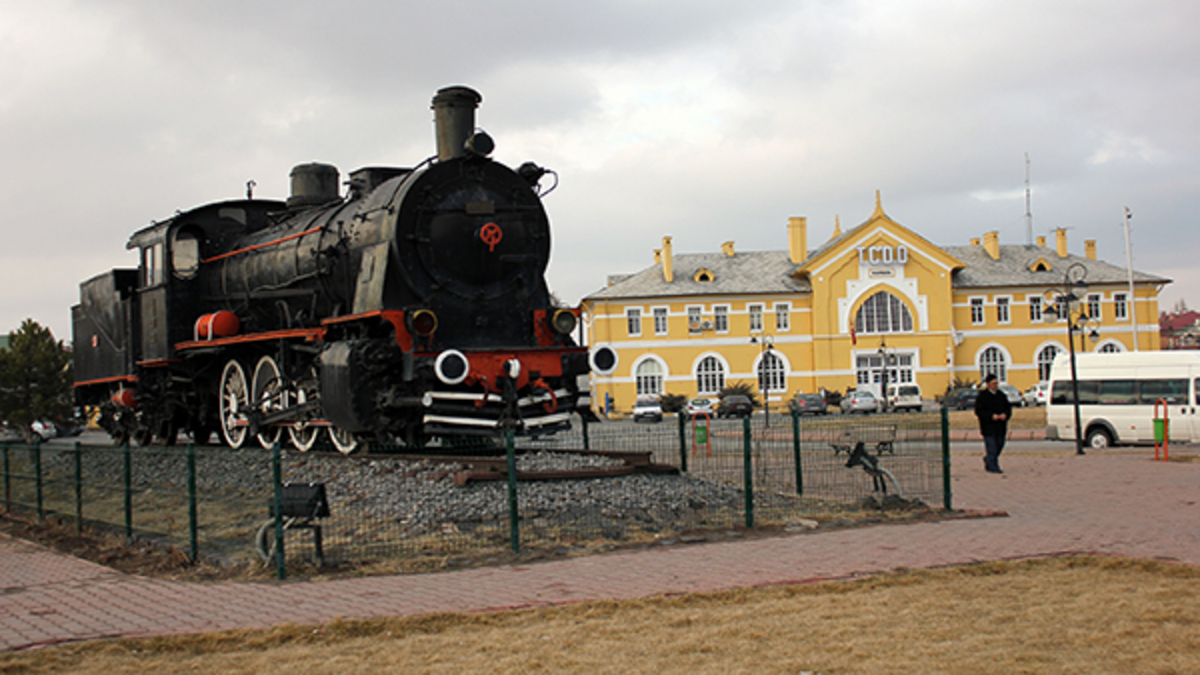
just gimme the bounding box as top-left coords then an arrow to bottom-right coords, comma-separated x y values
974,386 -> 1012,437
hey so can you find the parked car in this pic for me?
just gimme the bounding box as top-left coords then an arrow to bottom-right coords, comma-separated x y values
1024,382 -> 1048,407
632,396 -> 663,423
943,388 -> 978,411
790,393 -> 828,416
885,384 -> 923,413
840,390 -> 879,414
999,383 -> 1023,407
717,394 -> 754,418
685,397 -> 716,419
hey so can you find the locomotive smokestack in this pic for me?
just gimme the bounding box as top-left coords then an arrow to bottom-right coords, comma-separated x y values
432,86 -> 483,161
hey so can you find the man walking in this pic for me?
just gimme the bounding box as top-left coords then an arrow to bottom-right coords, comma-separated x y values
974,373 -> 1011,474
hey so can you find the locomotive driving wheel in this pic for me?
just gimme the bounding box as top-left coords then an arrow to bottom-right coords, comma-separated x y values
252,356 -> 284,450
219,360 -> 250,449
286,367 -> 320,452
328,427 -> 359,455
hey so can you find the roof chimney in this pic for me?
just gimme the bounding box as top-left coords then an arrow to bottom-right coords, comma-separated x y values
1036,235 -> 1046,247
1055,228 -> 1068,258
721,241 -> 735,257
1085,239 -> 1097,260
970,237 -> 981,247
662,236 -> 674,283
983,231 -> 1000,260
788,217 -> 808,264
653,249 -> 661,265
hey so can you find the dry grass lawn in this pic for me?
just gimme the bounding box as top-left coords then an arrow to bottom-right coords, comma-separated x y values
3,555 -> 1197,674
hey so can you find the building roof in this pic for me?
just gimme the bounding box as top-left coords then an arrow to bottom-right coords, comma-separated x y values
945,244 -> 1171,288
585,250 -> 811,300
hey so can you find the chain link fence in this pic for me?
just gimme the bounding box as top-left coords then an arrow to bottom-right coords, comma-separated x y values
2,408 -> 951,579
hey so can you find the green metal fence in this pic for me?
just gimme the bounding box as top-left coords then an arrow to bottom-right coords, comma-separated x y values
2,408 -> 951,579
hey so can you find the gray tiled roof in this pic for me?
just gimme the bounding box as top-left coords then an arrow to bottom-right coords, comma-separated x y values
585,243 -> 1169,301
585,251 -> 810,300
945,245 -> 1171,288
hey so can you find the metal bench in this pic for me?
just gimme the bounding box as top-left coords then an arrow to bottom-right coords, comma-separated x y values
830,425 -> 897,456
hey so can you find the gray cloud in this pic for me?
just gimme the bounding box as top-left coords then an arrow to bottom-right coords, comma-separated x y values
1,0 -> 1196,341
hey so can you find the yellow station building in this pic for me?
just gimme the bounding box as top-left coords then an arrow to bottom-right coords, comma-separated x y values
581,194 -> 1168,415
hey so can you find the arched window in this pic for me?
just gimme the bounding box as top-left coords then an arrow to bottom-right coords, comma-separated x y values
757,351 -> 786,393
979,346 -> 1008,382
695,356 -> 726,395
1036,345 -> 1061,382
635,359 -> 664,397
1098,342 -> 1124,353
854,291 -> 914,334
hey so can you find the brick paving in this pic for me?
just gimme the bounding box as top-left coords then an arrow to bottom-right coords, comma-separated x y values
2,442 -> 1197,651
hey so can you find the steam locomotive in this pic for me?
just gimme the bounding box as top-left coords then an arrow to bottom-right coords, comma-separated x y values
72,86 -> 613,452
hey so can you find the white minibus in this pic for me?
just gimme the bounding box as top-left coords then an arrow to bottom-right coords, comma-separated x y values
1046,351 -> 1200,448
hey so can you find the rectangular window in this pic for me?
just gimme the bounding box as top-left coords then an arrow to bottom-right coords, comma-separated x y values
775,303 -> 790,331
714,306 -> 729,333
1087,294 -> 1101,321
970,298 -> 985,325
626,308 -> 642,337
653,307 -> 668,336
748,304 -> 763,332
1114,293 -> 1128,321
142,243 -> 164,287
1029,296 -> 1042,323
687,306 -> 702,334
996,297 -> 1010,325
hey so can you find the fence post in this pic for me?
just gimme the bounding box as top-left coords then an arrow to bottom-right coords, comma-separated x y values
677,413 -> 688,473
33,438 -> 43,520
2,442 -> 9,512
743,416 -> 754,529
506,430 -> 519,553
272,441 -> 286,580
187,442 -> 198,563
123,441 -> 132,543
791,408 -> 803,496
74,442 -> 83,533
941,406 -> 952,511
580,411 -> 590,451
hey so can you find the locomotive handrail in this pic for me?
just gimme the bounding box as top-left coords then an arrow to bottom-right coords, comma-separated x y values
201,225 -> 325,264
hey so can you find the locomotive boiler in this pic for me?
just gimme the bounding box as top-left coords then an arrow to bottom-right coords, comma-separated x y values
72,86 -> 613,452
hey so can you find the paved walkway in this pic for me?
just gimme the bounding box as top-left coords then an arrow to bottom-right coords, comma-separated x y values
2,443 -> 1198,651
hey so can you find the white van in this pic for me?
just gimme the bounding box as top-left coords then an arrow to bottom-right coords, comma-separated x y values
886,384 -> 923,412
1045,351 -> 1200,448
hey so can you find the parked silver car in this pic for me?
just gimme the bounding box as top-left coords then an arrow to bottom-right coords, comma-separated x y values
840,390 -> 879,414
999,383 -> 1024,407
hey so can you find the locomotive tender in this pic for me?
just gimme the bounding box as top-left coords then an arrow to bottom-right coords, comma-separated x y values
72,86 -> 612,452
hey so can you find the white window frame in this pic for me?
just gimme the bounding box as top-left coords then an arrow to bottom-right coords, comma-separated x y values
687,305 -> 703,334
1035,344 -> 1061,382
1087,294 -> 1102,322
695,355 -> 727,395
1113,293 -> 1129,321
634,357 -> 666,397
713,305 -> 730,334
970,297 -> 985,326
626,307 -> 642,337
652,306 -> 669,336
757,350 -> 787,393
748,304 -> 764,333
1028,295 -> 1043,323
996,296 -> 1011,325
774,302 -> 791,332
978,344 -> 1009,382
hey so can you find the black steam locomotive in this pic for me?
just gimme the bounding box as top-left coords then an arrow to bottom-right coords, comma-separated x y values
72,86 -> 609,452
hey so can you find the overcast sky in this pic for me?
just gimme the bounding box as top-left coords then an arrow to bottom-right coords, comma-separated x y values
2,0 -> 1196,342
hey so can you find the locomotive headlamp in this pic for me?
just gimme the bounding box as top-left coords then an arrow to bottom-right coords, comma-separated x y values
465,131 -> 494,156
589,345 -> 619,376
435,350 -> 470,385
551,308 -> 577,335
409,309 -> 438,337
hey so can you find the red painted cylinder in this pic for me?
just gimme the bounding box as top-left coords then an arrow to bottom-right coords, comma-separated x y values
195,310 -> 240,339
112,388 -> 137,408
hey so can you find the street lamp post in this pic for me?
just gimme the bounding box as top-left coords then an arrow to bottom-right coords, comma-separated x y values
751,335 -> 774,428
1042,262 -> 1099,456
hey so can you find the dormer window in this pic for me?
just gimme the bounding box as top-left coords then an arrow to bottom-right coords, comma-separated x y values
1029,257 -> 1052,272
693,267 -> 714,283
